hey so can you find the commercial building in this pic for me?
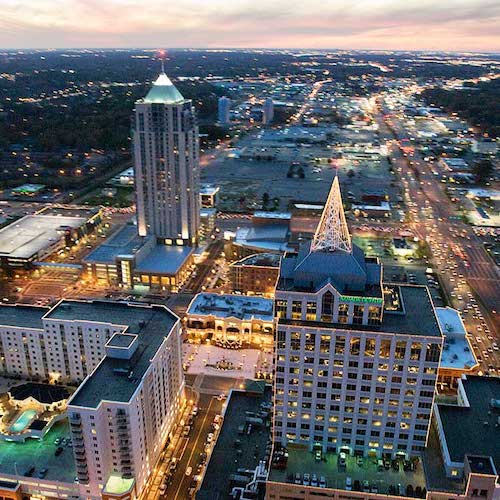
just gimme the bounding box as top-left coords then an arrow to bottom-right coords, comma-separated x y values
197,384 -> 272,500
185,293 -> 274,347
200,183 -> 220,208
435,307 -> 477,390
263,97 -> 274,125
434,375 -> 499,481
227,212 -> 293,261
230,253 -> 281,297
83,224 -> 194,292
0,299 -> 184,500
0,206 -> 101,269
218,96 -> 231,125
273,176 -> 442,458
133,69 -> 200,246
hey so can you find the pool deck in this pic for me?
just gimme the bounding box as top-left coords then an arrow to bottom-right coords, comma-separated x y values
0,420 -> 75,483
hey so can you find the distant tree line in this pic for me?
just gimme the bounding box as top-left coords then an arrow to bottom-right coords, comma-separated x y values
421,78 -> 500,138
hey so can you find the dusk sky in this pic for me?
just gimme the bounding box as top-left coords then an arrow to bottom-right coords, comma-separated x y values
1,0 -> 499,52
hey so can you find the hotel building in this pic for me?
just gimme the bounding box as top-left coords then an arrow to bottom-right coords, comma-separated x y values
133,69 -> 200,246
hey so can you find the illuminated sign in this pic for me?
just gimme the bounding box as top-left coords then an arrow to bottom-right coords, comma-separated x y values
339,295 -> 383,305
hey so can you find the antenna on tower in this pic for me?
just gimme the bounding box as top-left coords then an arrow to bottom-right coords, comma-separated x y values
310,169 -> 352,254
157,49 -> 167,74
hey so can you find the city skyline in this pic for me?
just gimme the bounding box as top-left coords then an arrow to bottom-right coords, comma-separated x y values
1,0 -> 500,52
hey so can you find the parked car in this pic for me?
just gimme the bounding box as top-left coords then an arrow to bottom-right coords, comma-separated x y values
345,477 -> 352,491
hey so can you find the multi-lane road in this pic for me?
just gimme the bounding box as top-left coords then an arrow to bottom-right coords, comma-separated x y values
377,103 -> 499,371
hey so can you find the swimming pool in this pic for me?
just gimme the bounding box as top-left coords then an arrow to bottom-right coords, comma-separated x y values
10,410 -> 37,433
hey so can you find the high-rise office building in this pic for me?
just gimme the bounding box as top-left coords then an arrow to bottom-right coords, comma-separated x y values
133,71 -> 200,245
218,96 -> 231,125
273,176 -> 442,458
263,97 -> 274,124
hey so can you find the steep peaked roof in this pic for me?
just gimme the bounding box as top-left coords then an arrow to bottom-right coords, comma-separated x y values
310,175 -> 352,253
143,72 -> 185,104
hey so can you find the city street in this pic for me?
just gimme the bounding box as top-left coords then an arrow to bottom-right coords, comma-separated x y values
377,104 -> 499,371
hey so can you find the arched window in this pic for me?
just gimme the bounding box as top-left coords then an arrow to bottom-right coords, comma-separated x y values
321,291 -> 334,322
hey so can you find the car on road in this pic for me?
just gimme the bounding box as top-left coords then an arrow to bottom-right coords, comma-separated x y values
182,425 -> 191,437
185,466 -> 193,476
207,433 -> 214,443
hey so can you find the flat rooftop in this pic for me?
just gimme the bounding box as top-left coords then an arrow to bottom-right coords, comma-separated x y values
197,387 -> 272,500
436,375 -> 500,472
437,308 -> 476,370
269,446 -> 426,496
49,300 -> 178,408
0,214 -> 87,260
187,293 -> 273,321
0,304 -> 48,329
37,206 -> 99,219
134,244 -> 193,275
0,420 -> 76,483
232,253 -> 281,268
83,224 -> 144,264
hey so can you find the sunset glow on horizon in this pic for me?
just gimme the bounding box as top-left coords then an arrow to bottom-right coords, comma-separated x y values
1,0 -> 499,52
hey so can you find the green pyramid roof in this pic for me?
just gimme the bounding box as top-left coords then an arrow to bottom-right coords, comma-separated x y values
143,73 -> 184,104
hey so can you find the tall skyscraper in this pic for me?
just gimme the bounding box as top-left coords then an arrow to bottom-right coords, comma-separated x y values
133,70 -> 200,246
273,176 -> 442,458
263,97 -> 274,124
218,96 -> 231,125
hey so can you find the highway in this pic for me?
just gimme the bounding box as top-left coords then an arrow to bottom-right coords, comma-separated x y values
376,101 -> 499,372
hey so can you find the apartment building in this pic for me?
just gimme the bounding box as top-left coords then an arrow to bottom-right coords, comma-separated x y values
0,299 -> 184,500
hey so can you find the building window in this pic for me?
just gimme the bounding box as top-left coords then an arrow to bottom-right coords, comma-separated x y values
380,339 -> 391,358
350,337 -> 361,356
306,302 -> 317,321
425,343 -> 441,362
338,303 -> 348,324
322,292 -> 334,321
368,306 -> 381,326
410,342 -> 422,360
364,338 -> 376,357
291,301 -> 302,320
275,300 -> 287,319
290,332 -> 301,351
353,305 -> 364,325
335,336 -> 345,355
395,341 -> 406,359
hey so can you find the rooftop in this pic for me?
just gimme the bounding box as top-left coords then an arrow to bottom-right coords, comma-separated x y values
232,253 -> 281,268
142,72 -> 185,104
0,214 -> 88,260
436,375 -> 500,472
436,307 -> 476,370
51,300 -> 178,408
134,244 -> 193,275
0,304 -> 48,329
269,445 -> 426,496
0,420 -> 76,483
9,383 -> 71,405
197,387 -> 272,500
187,293 -> 273,321
83,224 -> 144,264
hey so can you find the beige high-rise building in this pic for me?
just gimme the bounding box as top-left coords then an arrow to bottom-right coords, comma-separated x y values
133,71 -> 200,246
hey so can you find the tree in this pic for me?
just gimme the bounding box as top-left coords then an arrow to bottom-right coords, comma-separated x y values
474,159 -> 493,184
262,192 -> 270,209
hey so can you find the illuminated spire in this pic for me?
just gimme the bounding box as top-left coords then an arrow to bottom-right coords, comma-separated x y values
310,175 -> 352,253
